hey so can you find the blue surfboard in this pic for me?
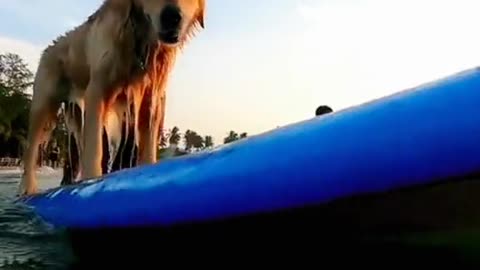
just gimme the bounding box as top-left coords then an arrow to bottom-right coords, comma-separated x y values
17,67 -> 480,231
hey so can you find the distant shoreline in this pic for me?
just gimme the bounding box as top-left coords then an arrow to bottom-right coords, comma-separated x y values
0,166 -> 20,171
0,166 -> 61,174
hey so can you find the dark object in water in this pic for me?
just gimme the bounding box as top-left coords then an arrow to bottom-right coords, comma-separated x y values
315,105 -> 333,116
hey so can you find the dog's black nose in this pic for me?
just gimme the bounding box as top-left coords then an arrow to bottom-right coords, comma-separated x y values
160,5 -> 182,30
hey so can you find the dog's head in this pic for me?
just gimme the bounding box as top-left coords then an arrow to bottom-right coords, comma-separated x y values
134,0 -> 205,46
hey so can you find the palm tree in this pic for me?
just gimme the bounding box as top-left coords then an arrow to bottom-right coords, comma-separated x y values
204,136 -> 214,149
168,126 -> 181,146
224,131 -> 239,144
184,130 -> 195,152
192,133 -> 204,151
184,130 -> 206,152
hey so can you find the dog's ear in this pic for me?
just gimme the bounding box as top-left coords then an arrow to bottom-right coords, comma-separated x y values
196,0 -> 205,28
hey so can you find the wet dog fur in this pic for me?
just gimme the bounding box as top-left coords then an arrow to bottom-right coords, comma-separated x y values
60,117 -> 138,186
20,0 -> 205,195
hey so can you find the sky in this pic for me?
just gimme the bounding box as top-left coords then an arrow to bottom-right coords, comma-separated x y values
1,0 -> 480,144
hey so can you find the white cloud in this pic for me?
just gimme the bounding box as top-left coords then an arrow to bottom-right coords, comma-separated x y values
0,35 -> 42,72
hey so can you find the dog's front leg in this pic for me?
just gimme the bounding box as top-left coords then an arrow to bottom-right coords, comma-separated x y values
138,94 -> 165,165
82,81 -> 106,180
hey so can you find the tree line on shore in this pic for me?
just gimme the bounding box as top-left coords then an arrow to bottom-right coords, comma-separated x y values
0,52 -> 248,165
158,127 -> 248,157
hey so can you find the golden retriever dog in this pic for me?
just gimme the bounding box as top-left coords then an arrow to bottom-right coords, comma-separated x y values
19,0 -> 205,195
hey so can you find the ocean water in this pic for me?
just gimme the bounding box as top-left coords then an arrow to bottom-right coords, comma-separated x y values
0,168 -> 74,269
